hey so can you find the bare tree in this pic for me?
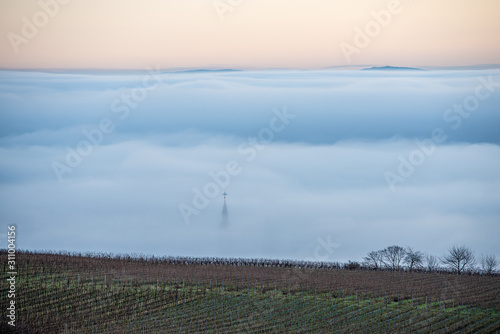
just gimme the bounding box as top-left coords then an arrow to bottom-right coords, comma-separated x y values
381,246 -> 406,271
441,245 -> 475,275
363,250 -> 383,270
425,254 -> 439,272
404,247 -> 424,271
480,254 -> 498,275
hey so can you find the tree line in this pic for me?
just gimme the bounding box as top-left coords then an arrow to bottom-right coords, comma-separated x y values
362,245 -> 498,275
6,246 -> 498,276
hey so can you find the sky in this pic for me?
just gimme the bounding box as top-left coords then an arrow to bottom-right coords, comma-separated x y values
0,69 -> 499,262
0,1 -> 499,264
1,0 -> 500,69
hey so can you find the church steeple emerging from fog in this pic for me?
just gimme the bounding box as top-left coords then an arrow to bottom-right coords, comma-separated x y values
221,191 -> 228,228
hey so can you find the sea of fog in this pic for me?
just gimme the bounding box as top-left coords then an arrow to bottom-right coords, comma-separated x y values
0,69 -> 499,262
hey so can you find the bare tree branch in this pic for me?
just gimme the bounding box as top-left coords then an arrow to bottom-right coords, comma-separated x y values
404,247 -> 424,272
425,254 -> 439,272
441,245 -> 475,275
363,250 -> 383,270
381,245 -> 406,271
480,254 -> 498,275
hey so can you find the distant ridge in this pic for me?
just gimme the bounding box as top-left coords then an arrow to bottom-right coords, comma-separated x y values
362,66 -> 423,71
175,69 -> 242,73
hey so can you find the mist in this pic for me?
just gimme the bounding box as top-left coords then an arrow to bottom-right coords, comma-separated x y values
1,69 -> 499,262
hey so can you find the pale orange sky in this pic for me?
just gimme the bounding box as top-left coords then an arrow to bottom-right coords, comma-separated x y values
1,0 -> 499,69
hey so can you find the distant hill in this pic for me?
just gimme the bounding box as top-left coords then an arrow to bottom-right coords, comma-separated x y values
362,66 -> 423,71
175,69 -> 242,74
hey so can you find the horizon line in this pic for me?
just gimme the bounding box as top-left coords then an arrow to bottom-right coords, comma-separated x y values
1,64 -> 500,73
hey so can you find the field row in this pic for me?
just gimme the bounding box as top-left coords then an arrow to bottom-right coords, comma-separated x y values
2,279 -> 500,333
2,252 -> 499,333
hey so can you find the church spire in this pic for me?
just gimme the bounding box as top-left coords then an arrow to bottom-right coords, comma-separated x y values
221,191 -> 229,228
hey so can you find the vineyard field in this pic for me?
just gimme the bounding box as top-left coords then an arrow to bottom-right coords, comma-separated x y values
1,251 -> 499,333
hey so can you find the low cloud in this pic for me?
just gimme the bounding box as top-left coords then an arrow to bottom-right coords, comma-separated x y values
1,69 -> 499,144
0,69 -> 499,262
